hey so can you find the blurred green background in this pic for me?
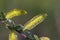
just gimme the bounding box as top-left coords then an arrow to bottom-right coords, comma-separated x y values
0,0 -> 60,40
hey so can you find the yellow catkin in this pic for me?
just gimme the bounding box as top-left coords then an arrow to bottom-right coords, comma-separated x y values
40,37 -> 50,40
5,9 -> 27,19
9,31 -> 18,40
23,13 -> 47,30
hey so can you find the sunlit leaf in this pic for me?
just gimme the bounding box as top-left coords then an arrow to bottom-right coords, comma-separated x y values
23,13 -> 48,30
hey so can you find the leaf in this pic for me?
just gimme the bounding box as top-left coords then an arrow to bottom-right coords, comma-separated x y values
34,35 -> 39,40
0,12 -> 6,20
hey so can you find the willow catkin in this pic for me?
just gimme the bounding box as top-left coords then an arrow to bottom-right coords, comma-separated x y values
40,37 -> 50,40
23,13 -> 48,30
5,9 -> 27,19
9,30 -> 18,40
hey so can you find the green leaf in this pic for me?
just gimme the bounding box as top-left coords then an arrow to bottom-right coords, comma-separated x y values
34,35 -> 39,40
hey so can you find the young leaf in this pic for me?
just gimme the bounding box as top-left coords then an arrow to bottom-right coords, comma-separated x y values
34,35 -> 39,40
